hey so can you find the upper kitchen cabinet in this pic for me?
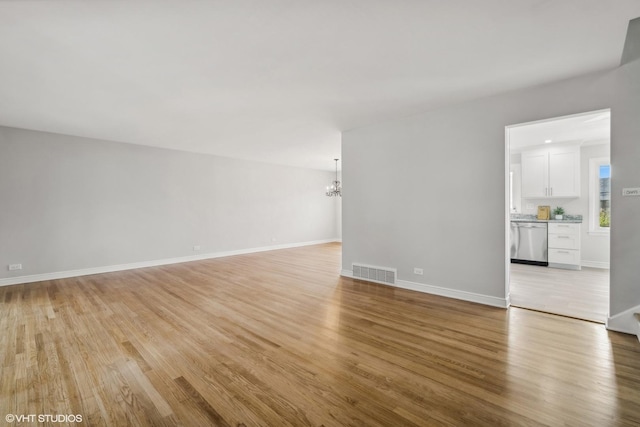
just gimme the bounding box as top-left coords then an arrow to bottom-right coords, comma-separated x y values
521,145 -> 580,198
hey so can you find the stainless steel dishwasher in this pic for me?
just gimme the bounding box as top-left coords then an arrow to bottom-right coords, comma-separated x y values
510,221 -> 548,266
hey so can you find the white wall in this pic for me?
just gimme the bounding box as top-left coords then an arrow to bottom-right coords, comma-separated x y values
343,57 -> 640,319
0,126 -> 339,282
516,143 -> 610,267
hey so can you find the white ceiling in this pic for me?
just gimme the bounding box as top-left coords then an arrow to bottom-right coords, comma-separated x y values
0,1 -> 638,170
509,110 -> 611,151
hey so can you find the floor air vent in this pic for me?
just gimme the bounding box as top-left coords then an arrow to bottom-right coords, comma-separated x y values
352,263 -> 396,285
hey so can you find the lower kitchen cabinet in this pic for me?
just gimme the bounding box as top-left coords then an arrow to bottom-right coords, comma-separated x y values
548,223 -> 581,270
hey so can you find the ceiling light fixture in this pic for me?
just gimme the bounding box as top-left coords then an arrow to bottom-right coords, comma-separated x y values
326,159 -> 342,197
544,139 -> 552,143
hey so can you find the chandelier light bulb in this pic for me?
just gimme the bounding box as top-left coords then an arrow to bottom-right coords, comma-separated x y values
325,159 -> 342,197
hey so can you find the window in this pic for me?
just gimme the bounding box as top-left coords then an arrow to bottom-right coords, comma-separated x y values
589,157 -> 610,233
599,164 -> 611,227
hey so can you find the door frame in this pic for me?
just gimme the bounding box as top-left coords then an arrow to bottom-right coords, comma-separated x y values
504,109 -> 611,313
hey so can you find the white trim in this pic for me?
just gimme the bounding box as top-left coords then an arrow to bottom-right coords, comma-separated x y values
504,126 -> 512,308
588,156 -> 611,234
396,279 -> 510,308
606,304 -> 640,337
509,164 -> 522,214
341,269 -> 509,308
580,260 -> 610,269
506,108 -> 611,130
0,238 -> 341,287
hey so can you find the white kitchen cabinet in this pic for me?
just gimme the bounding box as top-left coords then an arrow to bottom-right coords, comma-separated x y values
548,223 -> 581,270
521,150 -> 548,198
521,145 -> 580,198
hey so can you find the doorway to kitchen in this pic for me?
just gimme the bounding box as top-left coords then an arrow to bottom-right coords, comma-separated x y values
505,109 -> 611,323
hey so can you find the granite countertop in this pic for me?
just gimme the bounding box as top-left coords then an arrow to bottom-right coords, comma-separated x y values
510,214 -> 583,224
510,218 -> 583,223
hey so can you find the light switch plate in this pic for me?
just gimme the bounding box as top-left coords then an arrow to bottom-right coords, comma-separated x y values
622,187 -> 640,196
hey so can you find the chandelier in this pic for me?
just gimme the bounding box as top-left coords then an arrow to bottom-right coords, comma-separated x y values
326,158 -> 342,197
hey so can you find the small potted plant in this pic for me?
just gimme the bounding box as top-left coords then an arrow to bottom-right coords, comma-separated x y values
553,206 -> 565,220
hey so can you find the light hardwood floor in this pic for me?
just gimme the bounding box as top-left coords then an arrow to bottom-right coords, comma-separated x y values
510,263 -> 609,323
1,243 -> 639,426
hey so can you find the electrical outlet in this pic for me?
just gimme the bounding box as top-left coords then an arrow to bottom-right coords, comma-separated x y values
271,237 -> 277,242
8,264 -> 22,271
193,245 -> 201,251
414,268 -> 423,275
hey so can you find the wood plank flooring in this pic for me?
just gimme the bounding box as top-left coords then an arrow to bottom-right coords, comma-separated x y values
510,263 -> 609,323
1,243 -> 639,426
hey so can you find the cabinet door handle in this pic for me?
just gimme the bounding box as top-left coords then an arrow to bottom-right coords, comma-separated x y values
557,236 -> 570,239
558,250 -> 570,254
551,187 -> 553,196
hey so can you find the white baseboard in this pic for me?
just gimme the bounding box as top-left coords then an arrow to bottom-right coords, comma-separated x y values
340,270 -> 509,308
606,304 -> 640,338
0,238 -> 341,287
340,269 -> 353,277
581,260 -> 610,269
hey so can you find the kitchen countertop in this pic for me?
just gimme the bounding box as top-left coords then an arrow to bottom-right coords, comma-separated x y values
510,213 -> 583,224
510,218 -> 582,223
